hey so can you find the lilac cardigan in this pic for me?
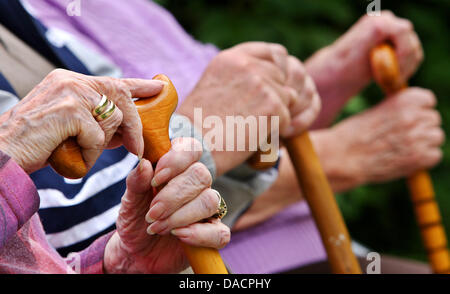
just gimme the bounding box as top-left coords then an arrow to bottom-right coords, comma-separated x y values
0,150 -> 112,274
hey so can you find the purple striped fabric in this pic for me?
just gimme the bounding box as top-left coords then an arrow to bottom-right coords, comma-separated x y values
220,201 -> 326,273
0,150 -> 112,274
26,0 -> 327,273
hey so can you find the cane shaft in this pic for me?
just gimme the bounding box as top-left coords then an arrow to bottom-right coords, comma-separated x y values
371,43 -> 450,273
285,133 -> 362,274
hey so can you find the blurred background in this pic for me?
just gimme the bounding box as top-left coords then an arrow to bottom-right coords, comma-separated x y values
154,0 -> 450,262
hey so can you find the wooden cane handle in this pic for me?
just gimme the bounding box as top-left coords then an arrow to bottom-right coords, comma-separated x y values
49,137 -> 88,179
285,133 -> 362,274
371,43 -> 450,274
136,74 -> 227,274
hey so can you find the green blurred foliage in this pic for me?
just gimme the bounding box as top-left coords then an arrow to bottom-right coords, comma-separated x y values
155,0 -> 450,261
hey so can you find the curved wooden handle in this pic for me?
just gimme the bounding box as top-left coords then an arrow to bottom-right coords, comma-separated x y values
371,43 -> 450,274
285,134 -> 362,274
137,75 -> 227,274
48,137 -> 88,179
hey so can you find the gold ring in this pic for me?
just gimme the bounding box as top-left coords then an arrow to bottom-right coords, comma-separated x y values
211,189 -> 227,220
96,100 -> 116,121
93,95 -> 109,117
93,95 -> 116,122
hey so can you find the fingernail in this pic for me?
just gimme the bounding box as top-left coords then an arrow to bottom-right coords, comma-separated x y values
154,80 -> 168,86
147,226 -> 156,236
137,158 -> 146,172
138,137 -> 145,159
145,213 -> 155,224
151,168 -> 171,187
171,228 -> 191,238
146,202 -> 164,223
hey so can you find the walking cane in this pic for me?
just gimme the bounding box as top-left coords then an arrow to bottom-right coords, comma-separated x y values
249,114 -> 362,273
49,74 -> 228,274
371,43 -> 450,274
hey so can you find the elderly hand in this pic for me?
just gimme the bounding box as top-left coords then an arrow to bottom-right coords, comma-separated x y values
178,42 -> 320,176
0,69 -> 163,174
306,11 -> 423,128
234,89 -> 443,231
104,138 -> 230,274
329,88 -> 444,189
324,11 -> 422,86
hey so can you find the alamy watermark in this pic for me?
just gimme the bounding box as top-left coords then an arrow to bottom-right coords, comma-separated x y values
366,252 -> 381,274
367,0 -> 381,16
67,0 -> 81,17
172,108 -> 280,163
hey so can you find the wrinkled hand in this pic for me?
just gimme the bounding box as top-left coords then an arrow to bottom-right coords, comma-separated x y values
0,69 -> 163,174
104,138 -> 230,274
178,42 -> 320,175
331,88 -> 444,187
330,10 -> 423,91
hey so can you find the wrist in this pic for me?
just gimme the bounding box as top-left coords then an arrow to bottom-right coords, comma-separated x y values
0,134 -> 27,173
310,127 -> 365,192
103,232 -> 134,274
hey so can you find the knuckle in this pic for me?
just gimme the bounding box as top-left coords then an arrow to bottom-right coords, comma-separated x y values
266,93 -> 283,114
219,51 -> 249,71
399,110 -> 414,126
381,10 -> 395,18
46,68 -> 68,81
189,162 -> 212,187
403,19 -> 414,31
218,226 -> 231,248
250,75 -> 264,90
200,190 -> 219,215
61,95 -> 80,112
271,43 -> 288,57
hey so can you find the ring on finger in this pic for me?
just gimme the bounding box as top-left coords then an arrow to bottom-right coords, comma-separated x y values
211,189 -> 227,220
92,95 -> 116,122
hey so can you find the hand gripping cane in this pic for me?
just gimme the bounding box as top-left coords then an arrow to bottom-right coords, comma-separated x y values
371,43 -> 450,274
48,74 -> 228,274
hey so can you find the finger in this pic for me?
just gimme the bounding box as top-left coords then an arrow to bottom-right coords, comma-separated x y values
147,188 -> 220,235
121,78 -> 165,98
89,77 -> 163,158
289,75 -> 317,118
283,92 -> 321,138
422,148 -> 443,169
418,109 -> 442,127
395,88 -> 437,108
171,219 -> 231,249
119,159 -> 154,222
75,110 -> 106,170
419,128 -> 446,147
152,137 -> 204,187
392,30 -> 423,80
126,159 -> 154,195
286,56 -> 307,94
261,75 -> 295,108
249,57 -> 286,84
146,162 -> 212,223
236,42 -> 289,79
262,84 -> 292,134
97,104 -> 124,148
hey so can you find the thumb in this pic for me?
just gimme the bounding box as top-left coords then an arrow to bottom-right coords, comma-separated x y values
121,159 -> 155,219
